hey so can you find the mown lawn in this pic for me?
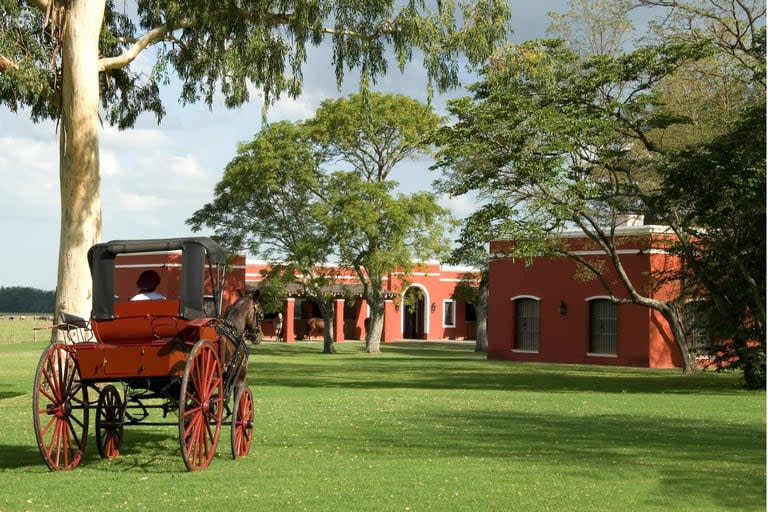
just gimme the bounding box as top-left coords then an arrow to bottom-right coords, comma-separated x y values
0,324 -> 765,511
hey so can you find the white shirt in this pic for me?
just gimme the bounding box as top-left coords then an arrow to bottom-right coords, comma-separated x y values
131,291 -> 166,301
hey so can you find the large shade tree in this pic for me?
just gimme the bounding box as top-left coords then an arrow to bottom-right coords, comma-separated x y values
433,38 -> 715,373
324,172 -> 453,353
0,0 -> 511,323
189,94 -> 453,354
305,92 -> 449,352
433,0 -> 764,376
640,0 -> 766,386
186,121 -> 342,353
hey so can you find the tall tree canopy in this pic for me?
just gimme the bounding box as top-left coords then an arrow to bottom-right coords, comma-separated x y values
189,93 -> 453,353
305,92 -> 449,352
0,0 -> 511,324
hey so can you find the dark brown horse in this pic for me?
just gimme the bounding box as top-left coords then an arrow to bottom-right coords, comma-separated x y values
218,290 -> 264,388
306,317 -> 324,340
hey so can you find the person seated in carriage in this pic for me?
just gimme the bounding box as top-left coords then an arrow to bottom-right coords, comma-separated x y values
131,270 -> 166,301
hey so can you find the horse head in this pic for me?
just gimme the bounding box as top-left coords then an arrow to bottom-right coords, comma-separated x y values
244,290 -> 264,345
218,289 -> 264,389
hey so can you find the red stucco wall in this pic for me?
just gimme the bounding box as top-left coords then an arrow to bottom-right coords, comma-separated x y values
487,229 -> 684,369
246,261 -> 479,343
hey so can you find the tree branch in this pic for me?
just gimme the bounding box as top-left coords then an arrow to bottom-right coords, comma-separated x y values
28,0 -> 48,11
0,54 -> 18,70
98,19 -> 193,71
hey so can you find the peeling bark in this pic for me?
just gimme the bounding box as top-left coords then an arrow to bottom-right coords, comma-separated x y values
54,0 -> 105,328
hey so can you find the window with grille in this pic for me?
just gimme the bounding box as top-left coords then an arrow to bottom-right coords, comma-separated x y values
443,300 -> 456,327
590,299 -> 617,355
514,298 -> 539,352
683,301 -> 710,356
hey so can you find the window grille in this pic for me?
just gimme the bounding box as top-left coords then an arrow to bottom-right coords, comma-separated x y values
443,300 -> 456,327
590,299 -> 617,354
514,298 -> 539,351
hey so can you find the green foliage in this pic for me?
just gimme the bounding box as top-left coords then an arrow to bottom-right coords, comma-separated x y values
0,341 -> 764,510
187,120 -> 329,264
431,1 -> 765,378
658,103 -> 766,388
546,0 -> 635,57
0,287 -> 55,313
1,0 -> 512,128
433,38 -> 708,247
0,0 -> 58,120
306,92 -> 443,180
189,93 -> 454,351
324,171 -> 453,281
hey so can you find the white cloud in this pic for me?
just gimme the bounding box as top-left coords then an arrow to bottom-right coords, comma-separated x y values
439,193 -> 479,220
117,191 -> 164,211
167,154 -> 208,179
100,150 -> 123,176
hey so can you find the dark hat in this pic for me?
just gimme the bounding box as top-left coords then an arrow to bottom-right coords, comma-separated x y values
137,270 -> 161,291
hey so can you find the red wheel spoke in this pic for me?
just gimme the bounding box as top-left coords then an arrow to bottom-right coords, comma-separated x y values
179,341 -> 222,471
33,344 -> 88,471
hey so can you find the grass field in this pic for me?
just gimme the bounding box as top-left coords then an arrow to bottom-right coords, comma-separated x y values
0,317 -> 765,511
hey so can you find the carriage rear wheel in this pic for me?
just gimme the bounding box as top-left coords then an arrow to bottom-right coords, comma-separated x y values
95,384 -> 124,459
231,384 -> 254,458
32,343 -> 89,471
179,339 -> 223,471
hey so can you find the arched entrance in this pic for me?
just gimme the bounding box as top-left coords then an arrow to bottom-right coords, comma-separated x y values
402,286 -> 427,339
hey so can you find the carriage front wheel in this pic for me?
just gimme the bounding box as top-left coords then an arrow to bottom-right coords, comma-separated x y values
179,339 -> 223,471
231,384 -> 254,458
32,343 -> 89,471
96,384 -> 124,459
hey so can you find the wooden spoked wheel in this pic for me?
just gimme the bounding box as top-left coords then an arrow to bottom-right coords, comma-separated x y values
179,340 -> 223,471
230,384 -> 254,458
95,384 -> 124,459
32,343 -> 89,471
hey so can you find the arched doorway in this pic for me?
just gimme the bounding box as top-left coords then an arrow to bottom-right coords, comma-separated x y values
403,286 -> 427,339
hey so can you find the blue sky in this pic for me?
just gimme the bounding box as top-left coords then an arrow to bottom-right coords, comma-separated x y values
0,1 -> 580,290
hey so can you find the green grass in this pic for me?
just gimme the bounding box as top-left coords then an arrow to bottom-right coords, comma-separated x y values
0,315 -> 52,344
0,332 -> 765,511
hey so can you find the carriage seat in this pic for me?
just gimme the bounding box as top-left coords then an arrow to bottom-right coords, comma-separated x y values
92,299 -> 186,343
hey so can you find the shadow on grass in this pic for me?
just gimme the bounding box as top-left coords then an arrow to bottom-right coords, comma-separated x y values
248,349 -> 746,395
0,445 -> 47,469
0,391 -> 24,400
0,382 -> 25,400
1,428 -> 199,473
301,407 -> 766,510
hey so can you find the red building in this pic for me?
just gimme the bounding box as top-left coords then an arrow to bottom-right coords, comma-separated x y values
487,224 -> 686,369
246,260 -> 479,343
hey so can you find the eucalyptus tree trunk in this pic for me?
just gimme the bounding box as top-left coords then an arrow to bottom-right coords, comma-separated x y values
54,0 -> 105,328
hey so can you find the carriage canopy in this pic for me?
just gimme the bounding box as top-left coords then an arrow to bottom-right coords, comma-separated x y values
88,237 -> 228,321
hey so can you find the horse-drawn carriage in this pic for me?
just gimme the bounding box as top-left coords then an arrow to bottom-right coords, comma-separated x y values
32,237 -> 262,471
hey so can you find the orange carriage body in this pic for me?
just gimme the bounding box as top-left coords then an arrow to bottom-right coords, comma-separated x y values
75,300 -> 219,381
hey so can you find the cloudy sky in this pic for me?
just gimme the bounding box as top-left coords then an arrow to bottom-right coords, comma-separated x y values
1,1 -> 580,290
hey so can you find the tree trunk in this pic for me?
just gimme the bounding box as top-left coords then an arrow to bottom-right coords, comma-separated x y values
365,304 -> 385,353
54,0 -> 105,329
473,283 -> 489,353
321,311 -> 336,354
658,302 -> 698,374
